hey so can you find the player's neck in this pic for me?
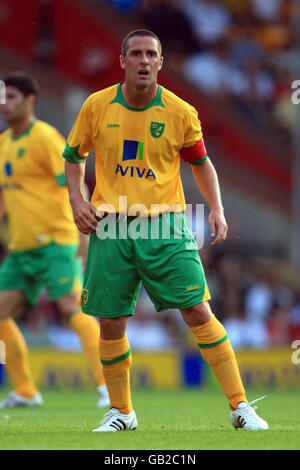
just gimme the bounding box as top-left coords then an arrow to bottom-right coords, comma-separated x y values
10,115 -> 35,138
121,82 -> 158,109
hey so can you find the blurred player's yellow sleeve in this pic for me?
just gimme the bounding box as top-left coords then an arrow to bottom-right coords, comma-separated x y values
63,95 -> 94,163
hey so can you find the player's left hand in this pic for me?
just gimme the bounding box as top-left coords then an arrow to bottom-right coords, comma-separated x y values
208,208 -> 228,246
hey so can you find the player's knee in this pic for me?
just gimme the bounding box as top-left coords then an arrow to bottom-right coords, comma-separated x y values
0,304 -> 10,319
180,301 -> 213,327
99,317 -> 128,340
0,291 -> 25,319
0,308 -> 11,320
56,293 -> 79,317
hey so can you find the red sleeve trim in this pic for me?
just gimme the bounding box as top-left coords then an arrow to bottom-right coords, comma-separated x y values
180,138 -> 207,163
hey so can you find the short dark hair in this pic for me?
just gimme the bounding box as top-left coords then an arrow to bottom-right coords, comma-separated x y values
3,72 -> 39,98
121,29 -> 162,57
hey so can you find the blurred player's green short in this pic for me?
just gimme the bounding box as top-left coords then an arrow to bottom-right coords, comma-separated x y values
0,242 -> 83,305
80,212 -> 211,317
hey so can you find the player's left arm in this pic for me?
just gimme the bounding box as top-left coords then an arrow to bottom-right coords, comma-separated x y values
191,158 -> 228,246
180,104 -> 227,246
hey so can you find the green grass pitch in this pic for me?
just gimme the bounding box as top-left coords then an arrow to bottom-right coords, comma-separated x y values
0,387 -> 299,450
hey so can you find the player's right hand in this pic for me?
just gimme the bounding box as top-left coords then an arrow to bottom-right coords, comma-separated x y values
71,198 -> 103,235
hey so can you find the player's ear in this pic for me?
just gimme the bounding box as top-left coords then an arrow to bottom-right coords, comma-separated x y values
27,93 -> 37,109
120,54 -> 126,70
158,56 -> 163,72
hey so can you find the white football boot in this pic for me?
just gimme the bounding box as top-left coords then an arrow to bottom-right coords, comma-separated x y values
92,407 -> 137,432
97,385 -> 110,408
0,391 -> 43,409
230,396 -> 269,430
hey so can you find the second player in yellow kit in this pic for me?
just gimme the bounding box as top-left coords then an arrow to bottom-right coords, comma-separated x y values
0,72 -> 109,409
0,118 -> 78,252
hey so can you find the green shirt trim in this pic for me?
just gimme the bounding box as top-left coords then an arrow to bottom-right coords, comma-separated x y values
62,143 -> 87,163
100,348 -> 131,365
197,334 -> 228,349
10,118 -> 37,141
189,155 -> 208,165
55,173 -> 66,186
110,82 -> 165,111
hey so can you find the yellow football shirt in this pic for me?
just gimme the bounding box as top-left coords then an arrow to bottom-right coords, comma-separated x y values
0,119 -> 79,251
63,83 -> 206,216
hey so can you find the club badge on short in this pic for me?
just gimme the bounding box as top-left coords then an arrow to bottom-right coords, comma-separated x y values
81,289 -> 89,305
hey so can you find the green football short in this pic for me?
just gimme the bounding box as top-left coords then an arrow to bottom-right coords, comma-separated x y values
80,212 -> 211,318
0,242 -> 83,306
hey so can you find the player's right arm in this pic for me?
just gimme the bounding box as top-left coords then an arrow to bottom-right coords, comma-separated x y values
76,183 -> 92,267
65,160 -> 100,235
63,95 -> 102,235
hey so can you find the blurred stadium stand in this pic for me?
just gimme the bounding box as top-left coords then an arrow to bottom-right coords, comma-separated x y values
0,0 -> 299,389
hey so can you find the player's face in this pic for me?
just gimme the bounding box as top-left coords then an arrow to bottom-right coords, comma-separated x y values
0,86 -> 31,124
120,36 -> 163,90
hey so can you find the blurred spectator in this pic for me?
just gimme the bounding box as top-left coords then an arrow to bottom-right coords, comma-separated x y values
266,303 -> 292,346
272,73 -> 296,136
250,0 -> 283,22
105,0 -> 141,13
126,286 -> 182,350
240,264 -> 295,348
19,305 -> 51,348
217,255 -> 247,318
238,57 -> 275,107
244,266 -> 294,324
204,254 -> 299,350
49,322 -> 82,351
207,254 -> 269,350
291,305 -> 300,342
183,0 -> 232,47
136,0 -> 201,70
228,16 -> 266,67
78,42 -> 113,78
35,0 -> 55,64
223,316 -> 270,350
183,42 -> 246,99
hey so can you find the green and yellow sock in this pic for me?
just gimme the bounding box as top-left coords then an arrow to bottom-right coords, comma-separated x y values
190,314 -> 247,409
0,318 -> 38,399
68,310 -> 106,387
99,335 -> 132,414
